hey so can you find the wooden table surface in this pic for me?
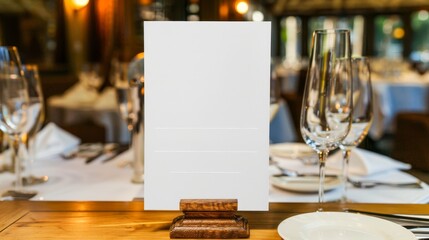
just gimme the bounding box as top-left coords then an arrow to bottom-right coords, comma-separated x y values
1,201 -> 428,239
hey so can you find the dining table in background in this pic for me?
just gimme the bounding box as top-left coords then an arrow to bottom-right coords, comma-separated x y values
0,148 -> 143,201
0,201 -> 428,239
369,70 -> 429,140
47,85 -> 130,144
1,142 -> 428,204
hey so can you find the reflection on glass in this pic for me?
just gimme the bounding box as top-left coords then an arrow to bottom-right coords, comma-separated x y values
339,57 -> 373,202
0,46 -> 36,197
300,29 -> 353,204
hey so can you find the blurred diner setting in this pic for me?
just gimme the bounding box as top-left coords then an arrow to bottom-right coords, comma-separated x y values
1,0 -> 429,239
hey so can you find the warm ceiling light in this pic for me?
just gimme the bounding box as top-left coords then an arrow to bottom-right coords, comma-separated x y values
235,1 -> 249,14
393,27 -> 405,39
418,10 -> 429,21
72,0 -> 90,10
219,3 -> 229,19
139,0 -> 152,5
252,11 -> 264,21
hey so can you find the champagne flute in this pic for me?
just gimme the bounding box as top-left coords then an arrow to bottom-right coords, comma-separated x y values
0,46 -> 36,197
300,29 -> 353,203
21,64 -> 48,185
339,57 -> 373,202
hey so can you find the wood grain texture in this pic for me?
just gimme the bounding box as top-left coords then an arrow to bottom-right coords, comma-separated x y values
171,200 -> 248,238
180,199 -> 238,212
0,201 -> 28,232
0,201 -> 429,239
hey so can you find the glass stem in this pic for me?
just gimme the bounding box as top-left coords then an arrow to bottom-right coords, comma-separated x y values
341,149 -> 351,203
26,137 -> 35,177
131,127 -> 144,183
11,134 -> 23,191
318,150 -> 328,204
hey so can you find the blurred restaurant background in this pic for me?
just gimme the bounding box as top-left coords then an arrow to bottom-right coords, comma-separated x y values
1,0 -> 429,172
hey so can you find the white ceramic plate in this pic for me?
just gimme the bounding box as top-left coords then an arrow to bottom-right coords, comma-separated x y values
278,212 -> 415,240
270,143 -> 315,159
270,175 -> 341,193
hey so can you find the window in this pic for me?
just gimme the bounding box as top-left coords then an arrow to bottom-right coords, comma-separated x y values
374,15 -> 404,58
279,16 -> 302,64
410,10 -> 429,62
308,16 -> 365,56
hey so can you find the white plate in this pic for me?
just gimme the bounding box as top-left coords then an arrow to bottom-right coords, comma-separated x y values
278,212 -> 415,240
270,175 -> 341,193
270,143 -> 316,159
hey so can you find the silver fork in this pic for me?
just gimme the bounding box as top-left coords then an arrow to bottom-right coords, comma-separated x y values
348,178 -> 423,189
270,157 -> 337,177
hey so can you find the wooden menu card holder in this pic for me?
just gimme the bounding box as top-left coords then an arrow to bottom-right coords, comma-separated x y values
170,199 -> 249,239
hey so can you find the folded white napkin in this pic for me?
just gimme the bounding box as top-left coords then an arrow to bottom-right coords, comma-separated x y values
327,148 -> 411,176
48,82 -> 99,107
93,87 -> 118,111
34,123 -> 81,160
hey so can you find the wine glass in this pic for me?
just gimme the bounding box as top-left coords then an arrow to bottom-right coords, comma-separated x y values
21,64 -> 48,185
112,62 -> 144,183
339,57 -> 373,202
270,59 -> 281,122
0,130 -> 7,172
0,46 -> 36,197
300,29 -> 353,203
113,63 -> 139,132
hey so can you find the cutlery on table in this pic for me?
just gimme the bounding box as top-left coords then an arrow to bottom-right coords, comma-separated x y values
270,159 -> 337,178
348,178 -> 423,189
1,190 -> 37,200
101,146 -> 129,163
61,143 -> 104,160
408,227 -> 429,234
345,209 -> 429,239
85,143 -> 123,164
84,151 -> 105,164
345,209 -> 429,224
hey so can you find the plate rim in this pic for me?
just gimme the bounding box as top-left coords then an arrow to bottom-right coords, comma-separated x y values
270,142 -> 316,159
277,211 -> 415,240
270,175 -> 341,193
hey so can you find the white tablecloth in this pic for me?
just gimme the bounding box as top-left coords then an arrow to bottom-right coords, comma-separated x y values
0,149 -> 143,201
268,143 -> 429,203
369,72 -> 429,139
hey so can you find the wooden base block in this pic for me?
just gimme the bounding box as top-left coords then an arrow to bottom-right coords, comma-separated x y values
169,199 -> 250,239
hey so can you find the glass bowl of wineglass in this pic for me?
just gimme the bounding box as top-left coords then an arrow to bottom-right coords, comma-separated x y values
300,29 -> 353,203
112,61 -> 144,183
0,46 -> 37,199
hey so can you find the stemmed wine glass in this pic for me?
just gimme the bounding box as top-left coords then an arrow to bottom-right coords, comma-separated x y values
0,130 -> 7,171
300,29 -> 353,203
0,46 -> 36,197
112,62 -> 144,183
21,64 -> 48,185
339,57 -> 373,202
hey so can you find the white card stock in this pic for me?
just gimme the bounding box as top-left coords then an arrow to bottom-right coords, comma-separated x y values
144,21 -> 271,210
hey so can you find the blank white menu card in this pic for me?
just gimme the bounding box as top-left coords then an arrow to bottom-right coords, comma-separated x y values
144,21 -> 271,210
